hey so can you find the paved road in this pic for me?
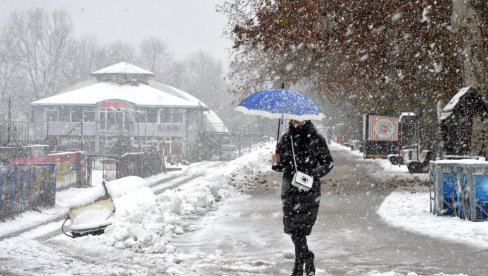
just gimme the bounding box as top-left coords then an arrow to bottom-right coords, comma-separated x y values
173,147 -> 488,275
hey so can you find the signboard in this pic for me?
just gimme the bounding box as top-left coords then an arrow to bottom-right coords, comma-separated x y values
362,114 -> 399,159
368,115 -> 398,141
101,101 -> 128,108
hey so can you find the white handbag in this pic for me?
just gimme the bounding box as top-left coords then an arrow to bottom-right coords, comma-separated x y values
290,135 -> 313,192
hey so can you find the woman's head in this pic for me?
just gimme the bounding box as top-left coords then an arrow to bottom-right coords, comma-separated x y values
289,119 -> 307,128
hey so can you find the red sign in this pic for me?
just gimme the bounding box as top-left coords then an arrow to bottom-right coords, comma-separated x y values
101,101 -> 128,108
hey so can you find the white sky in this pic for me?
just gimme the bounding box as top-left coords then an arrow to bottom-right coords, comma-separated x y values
0,0 -> 232,66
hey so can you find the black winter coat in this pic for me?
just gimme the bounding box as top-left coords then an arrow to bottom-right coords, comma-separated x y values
272,121 -> 333,235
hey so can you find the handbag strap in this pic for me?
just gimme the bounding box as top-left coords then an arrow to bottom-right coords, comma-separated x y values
290,135 -> 298,173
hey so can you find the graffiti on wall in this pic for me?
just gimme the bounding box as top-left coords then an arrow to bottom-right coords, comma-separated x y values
10,152 -> 86,189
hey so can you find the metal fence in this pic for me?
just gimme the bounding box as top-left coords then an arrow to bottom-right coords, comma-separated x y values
0,121 -> 31,146
116,152 -> 165,179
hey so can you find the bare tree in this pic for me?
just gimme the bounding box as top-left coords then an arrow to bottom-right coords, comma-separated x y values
62,35 -> 107,86
178,52 -> 224,105
0,26 -> 21,117
7,9 -> 72,102
138,37 -> 177,84
452,0 -> 488,92
105,41 -> 136,65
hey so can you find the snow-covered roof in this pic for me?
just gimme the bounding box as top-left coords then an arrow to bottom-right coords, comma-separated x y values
91,62 -> 155,76
442,86 -> 472,113
149,81 -> 229,132
439,86 -> 488,121
149,81 -> 204,106
31,62 -> 230,132
31,81 -> 199,108
439,111 -> 452,121
400,112 -> 415,118
204,110 -> 229,132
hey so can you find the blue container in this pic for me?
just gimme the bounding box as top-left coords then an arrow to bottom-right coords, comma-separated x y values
464,174 -> 488,220
440,172 -> 462,216
458,171 -> 470,219
440,172 -> 455,215
454,173 -> 464,217
431,160 -> 488,221
431,161 -> 463,216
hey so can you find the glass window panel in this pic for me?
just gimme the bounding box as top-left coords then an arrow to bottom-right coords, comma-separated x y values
135,111 -> 146,123
59,108 -> 71,122
83,109 -> 95,122
160,109 -> 171,123
171,111 -> 183,123
107,111 -> 116,129
99,109 -> 106,129
46,110 -> 58,122
147,109 -> 158,123
71,109 -> 83,122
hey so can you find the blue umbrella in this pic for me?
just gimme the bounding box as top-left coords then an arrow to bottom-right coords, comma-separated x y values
235,89 -> 325,121
235,88 -> 325,144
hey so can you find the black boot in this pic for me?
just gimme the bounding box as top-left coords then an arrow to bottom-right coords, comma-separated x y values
291,261 -> 304,276
305,251 -> 315,276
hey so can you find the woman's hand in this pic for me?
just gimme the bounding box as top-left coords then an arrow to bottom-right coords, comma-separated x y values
272,154 -> 281,165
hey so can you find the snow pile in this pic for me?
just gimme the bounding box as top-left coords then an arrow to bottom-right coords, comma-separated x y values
102,177 -> 165,253
156,142 -> 274,236
378,190 -> 488,249
223,142 -> 274,191
105,176 -> 147,197
69,143 -> 274,255
60,183 -> 107,208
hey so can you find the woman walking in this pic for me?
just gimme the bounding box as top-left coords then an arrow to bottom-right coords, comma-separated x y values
272,120 -> 334,276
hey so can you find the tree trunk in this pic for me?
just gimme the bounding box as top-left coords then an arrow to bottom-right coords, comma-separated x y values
452,0 -> 488,93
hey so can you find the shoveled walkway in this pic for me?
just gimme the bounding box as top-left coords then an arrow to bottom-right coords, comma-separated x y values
172,147 -> 488,275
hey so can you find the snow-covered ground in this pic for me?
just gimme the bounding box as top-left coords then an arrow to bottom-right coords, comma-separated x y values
0,144 -> 273,275
0,142 -> 479,275
335,143 -> 488,258
339,148 -> 488,252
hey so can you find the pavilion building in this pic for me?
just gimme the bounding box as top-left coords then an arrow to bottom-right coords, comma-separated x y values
30,62 -> 228,156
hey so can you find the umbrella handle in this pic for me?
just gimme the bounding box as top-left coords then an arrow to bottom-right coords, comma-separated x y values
276,84 -> 284,153
275,117 -> 281,153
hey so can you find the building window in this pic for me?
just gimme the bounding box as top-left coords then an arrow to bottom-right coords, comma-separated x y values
46,110 -> 58,122
71,108 -> 83,122
83,109 -> 95,122
106,110 -> 116,129
135,111 -> 146,123
159,108 -> 184,124
59,108 -> 71,122
171,110 -> 184,123
99,108 -> 124,130
99,109 -> 106,129
147,109 -> 158,123
159,109 -> 171,123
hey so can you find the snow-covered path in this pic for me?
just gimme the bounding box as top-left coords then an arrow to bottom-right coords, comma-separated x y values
169,146 -> 486,276
170,173 -> 289,275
